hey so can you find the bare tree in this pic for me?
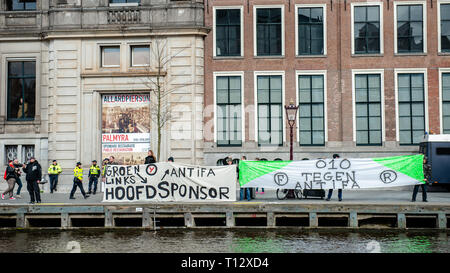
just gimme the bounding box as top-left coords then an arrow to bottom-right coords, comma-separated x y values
141,37 -> 196,161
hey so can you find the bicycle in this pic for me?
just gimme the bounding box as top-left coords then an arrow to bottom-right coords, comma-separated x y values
276,189 -> 302,200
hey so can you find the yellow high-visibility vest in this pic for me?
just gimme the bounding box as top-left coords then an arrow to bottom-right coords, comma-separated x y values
90,165 -> 100,175
74,167 -> 83,181
102,164 -> 108,176
48,164 -> 62,175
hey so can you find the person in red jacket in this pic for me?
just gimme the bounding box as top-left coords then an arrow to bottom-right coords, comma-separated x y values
2,160 -> 18,200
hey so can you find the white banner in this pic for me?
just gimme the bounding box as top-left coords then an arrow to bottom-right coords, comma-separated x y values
103,162 -> 237,202
239,155 -> 424,190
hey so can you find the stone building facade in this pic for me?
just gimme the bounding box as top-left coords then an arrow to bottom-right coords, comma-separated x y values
0,0 -> 206,192
203,0 -> 450,164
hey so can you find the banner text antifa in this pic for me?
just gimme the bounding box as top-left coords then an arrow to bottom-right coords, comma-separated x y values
103,165 -> 231,201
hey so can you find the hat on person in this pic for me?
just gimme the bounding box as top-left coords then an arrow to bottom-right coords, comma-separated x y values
52,159 -> 57,162
168,157 -> 174,162
92,160 -> 97,162
76,162 -> 82,165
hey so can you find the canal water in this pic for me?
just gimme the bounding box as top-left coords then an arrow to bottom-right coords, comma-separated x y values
0,229 -> 448,253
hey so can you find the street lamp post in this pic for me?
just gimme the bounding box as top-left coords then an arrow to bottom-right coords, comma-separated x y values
285,99 -> 299,161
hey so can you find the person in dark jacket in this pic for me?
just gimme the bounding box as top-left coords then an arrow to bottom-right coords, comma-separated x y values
326,154 -> 343,201
145,150 -> 156,164
13,159 -> 23,198
2,160 -> 18,200
22,157 -> 42,204
412,156 -> 431,202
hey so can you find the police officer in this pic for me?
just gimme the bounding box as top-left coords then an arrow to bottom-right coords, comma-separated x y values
88,160 -> 101,195
69,162 -> 89,199
48,160 -> 62,193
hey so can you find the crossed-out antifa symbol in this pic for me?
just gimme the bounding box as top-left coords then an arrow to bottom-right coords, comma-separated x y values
274,172 -> 289,186
380,170 -> 397,184
146,164 -> 158,176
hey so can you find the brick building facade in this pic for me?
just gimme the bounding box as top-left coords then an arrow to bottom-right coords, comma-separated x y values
203,0 -> 450,164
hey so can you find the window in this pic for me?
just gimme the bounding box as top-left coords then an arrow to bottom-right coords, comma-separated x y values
298,7 -> 324,55
398,73 -> 425,145
6,0 -> 36,11
354,5 -> 381,54
101,46 -> 120,67
131,45 -> 150,66
298,75 -> 325,145
22,145 -> 35,163
3,144 -> 34,164
442,73 -> 450,133
355,74 -> 382,145
440,4 -> 450,52
256,7 -> 283,56
215,8 -> 241,57
257,75 -> 283,146
216,76 -> 242,146
4,145 -> 18,164
7,61 -> 36,121
396,4 -> 424,53
437,148 -> 450,155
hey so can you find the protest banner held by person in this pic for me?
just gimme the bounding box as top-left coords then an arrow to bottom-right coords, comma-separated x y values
109,156 -> 118,165
48,160 -> 62,193
326,154 -> 343,201
412,156 -> 431,202
70,162 -> 89,200
238,156 -> 251,201
145,150 -> 156,164
22,157 -> 42,204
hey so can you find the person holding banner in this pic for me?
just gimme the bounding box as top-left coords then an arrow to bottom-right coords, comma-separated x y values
145,150 -> 156,164
238,156 -> 251,201
109,156 -> 118,165
326,154 -> 343,202
412,156 -> 431,202
69,162 -> 89,200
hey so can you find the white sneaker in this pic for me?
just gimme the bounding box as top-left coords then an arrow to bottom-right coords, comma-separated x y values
15,195 -> 21,199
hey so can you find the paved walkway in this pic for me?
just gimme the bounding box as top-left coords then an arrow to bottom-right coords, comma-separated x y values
0,187 -> 449,205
